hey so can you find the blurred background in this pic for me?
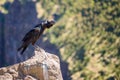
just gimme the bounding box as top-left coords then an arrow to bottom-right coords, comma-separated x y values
0,0 -> 120,80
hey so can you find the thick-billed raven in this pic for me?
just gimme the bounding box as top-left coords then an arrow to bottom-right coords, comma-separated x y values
17,20 -> 55,54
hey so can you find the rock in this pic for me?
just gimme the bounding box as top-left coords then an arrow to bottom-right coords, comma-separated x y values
0,73 -> 13,80
0,47 -> 63,80
24,75 -> 37,80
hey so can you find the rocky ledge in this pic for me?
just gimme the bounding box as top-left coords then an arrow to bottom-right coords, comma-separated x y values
0,47 -> 63,80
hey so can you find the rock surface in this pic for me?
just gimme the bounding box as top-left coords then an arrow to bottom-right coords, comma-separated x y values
0,47 -> 63,80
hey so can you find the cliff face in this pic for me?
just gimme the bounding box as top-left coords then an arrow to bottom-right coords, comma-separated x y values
0,47 -> 63,80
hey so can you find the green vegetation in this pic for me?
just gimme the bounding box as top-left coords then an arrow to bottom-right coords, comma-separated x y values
0,0 -> 120,79
41,0 -> 120,79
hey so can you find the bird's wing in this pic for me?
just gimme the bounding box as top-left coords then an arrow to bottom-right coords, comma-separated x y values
22,29 -> 37,42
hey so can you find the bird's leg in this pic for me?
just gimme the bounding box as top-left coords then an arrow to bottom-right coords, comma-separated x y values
33,44 -> 48,60
33,44 -> 44,52
34,44 -> 39,48
33,44 -> 40,51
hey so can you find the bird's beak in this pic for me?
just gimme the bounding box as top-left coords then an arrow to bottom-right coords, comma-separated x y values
50,20 -> 56,25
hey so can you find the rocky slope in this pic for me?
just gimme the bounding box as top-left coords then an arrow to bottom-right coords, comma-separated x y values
0,47 -> 63,80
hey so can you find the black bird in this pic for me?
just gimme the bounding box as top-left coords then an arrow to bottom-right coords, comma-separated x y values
17,20 -> 55,54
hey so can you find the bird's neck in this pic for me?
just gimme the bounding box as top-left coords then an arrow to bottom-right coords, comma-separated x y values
35,23 -> 47,30
41,25 -> 46,30
34,27 -> 41,30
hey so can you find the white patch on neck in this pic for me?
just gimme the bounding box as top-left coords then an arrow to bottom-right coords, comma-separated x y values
34,25 -> 41,30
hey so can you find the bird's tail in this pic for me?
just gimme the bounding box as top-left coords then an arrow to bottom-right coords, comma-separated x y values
17,44 -> 28,55
17,46 -> 22,51
20,46 -> 27,55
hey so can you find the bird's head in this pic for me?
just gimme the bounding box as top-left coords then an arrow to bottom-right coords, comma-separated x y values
42,20 -> 55,29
